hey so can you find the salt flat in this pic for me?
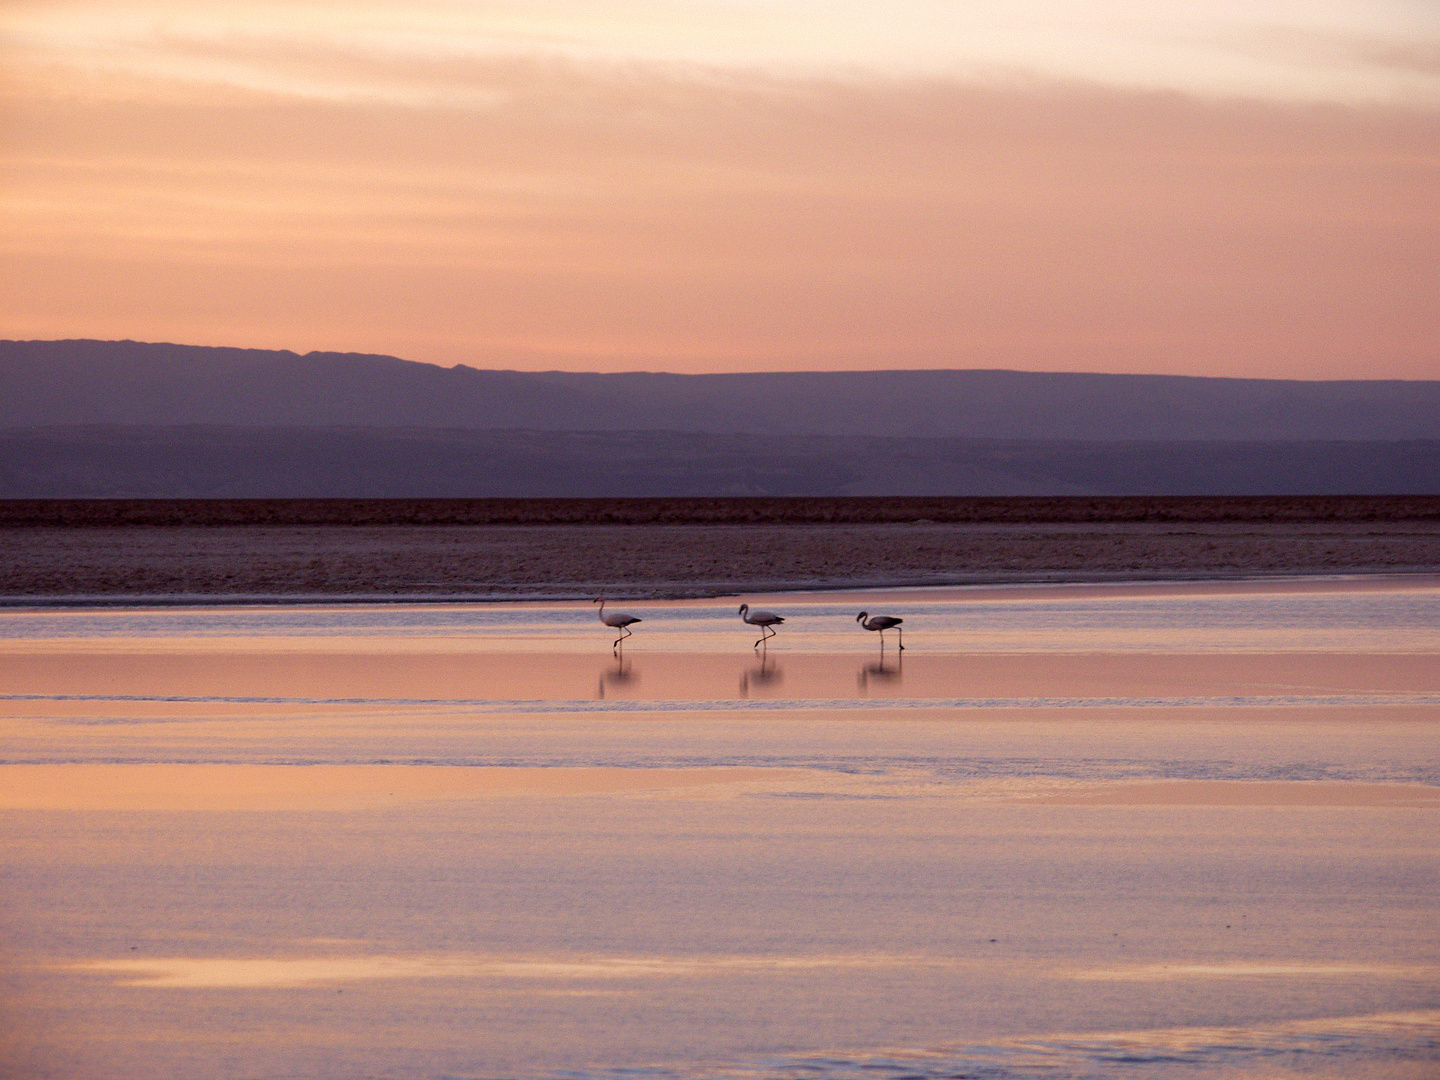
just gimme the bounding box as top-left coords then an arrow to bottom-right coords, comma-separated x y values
1,578 -> 1437,1079
4,516 -> 1439,601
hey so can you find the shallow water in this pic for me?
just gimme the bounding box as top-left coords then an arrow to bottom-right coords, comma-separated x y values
1,578 -> 1437,1079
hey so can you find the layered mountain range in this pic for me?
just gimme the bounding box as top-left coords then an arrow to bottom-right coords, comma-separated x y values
3,339 -> 1437,495
5,339 -> 1439,440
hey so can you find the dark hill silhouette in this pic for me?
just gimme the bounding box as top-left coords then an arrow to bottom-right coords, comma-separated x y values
2,427 -> 1437,498
0,339 -> 609,430
3,339 -> 1438,440
536,369 -> 1440,441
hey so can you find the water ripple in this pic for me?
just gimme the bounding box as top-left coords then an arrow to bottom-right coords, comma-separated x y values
5,692 -> 1438,711
523,1010 -> 1440,1080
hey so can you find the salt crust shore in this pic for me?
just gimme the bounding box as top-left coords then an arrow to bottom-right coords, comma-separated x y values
3,518 -> 1439,601
5,495 -> 1439,527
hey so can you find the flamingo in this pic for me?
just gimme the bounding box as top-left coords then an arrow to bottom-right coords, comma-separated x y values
738,603 -> 784,650
856,611 -> 904,650
594,598 -> 641,653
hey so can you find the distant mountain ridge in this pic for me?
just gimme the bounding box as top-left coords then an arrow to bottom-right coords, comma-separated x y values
4,339 -> 1439,441
4,426 -> 1437,498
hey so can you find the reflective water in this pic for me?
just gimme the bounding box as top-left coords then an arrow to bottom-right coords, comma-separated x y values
7,577 -> 1440,653
1,577 -> 1437,1079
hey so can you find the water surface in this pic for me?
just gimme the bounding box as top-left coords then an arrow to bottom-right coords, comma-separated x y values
2,577 -> 1437,1078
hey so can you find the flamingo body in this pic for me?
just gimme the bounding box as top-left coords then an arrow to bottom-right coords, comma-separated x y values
856,611 -> 904,650
738,603 -> 784,649
594,598 -> 642,652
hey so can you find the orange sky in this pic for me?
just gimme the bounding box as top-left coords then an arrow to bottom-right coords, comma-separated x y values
2,2 -> 1437,377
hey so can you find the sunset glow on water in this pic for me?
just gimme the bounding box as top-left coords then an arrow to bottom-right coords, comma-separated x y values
4,0 -> 1435,1070
1,577 -> 1437,1077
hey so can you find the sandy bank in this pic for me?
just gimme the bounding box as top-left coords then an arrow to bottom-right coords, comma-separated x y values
4,495 -> 1439,527
3,517 -> 1438,601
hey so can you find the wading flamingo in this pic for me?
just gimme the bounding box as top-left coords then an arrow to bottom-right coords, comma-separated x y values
738,603 -> 784,650
594,598 -> 642,653
856,611 -> 904,650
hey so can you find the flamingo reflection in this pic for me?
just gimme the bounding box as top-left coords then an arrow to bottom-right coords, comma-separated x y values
738,652 -> 783,698
595,656 -> 638,699
857,650 -> 902,693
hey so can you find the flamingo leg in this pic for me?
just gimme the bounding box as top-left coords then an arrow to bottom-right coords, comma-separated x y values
898,627 -> 904,651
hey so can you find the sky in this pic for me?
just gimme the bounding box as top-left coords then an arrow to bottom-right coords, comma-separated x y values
2,1 -> 1437,377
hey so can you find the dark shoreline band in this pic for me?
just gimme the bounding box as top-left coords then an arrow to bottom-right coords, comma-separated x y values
4,494 -> 1439,528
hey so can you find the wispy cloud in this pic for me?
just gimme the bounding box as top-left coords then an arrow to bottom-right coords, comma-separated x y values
5,1 -> 1439,104
75,950 -> 935,988
2,6 -> 1437,375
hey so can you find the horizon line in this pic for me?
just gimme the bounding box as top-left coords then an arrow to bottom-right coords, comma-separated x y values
6,339 -> 1439,385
